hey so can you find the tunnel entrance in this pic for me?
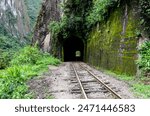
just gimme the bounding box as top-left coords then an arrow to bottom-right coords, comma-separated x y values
63,37 -> 84,61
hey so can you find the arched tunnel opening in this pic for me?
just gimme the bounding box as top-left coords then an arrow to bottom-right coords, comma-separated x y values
63,37 -> 84,62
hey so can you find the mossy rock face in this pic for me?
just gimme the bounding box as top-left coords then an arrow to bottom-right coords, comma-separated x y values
86,5 -> 139,76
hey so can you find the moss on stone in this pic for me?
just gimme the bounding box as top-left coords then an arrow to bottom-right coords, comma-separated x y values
86,6 -> 139,76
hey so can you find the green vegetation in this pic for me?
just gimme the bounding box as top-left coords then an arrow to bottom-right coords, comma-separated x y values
106,70 -> 133,81
0,50 -> 14,69
49,0 -> 93,40
49,0 -> 150,75
86,0 -> 118,28
49,0 -> 120,40
137,41 -> 150,77
0,0 -> 43,69
104,70 -> 150,98
0,46 -> 61,99
39,0 -> 150,98
133,83 -> 150,98
25,0 -> 42,29
49,0 -> 150,76
0,35 -> 21,50
0,0 -> 59,99
0,35 -> 21,69
0,0 -> 149,99
87,5 -> 138,75
139,0 -> 150,37
61,0 -> 150,98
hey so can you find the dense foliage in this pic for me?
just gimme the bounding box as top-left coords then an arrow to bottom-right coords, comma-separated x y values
0,46 -> 61,99
49,0 -> 122,41
49,0 -> 150,39
25,0 -> 42,29
0,35 -> 20,50
139,0 -> 150,37
137,41 -> 150,77
49,0 -> 93,40
0,35 -> 21,69
86,0 -> 118,28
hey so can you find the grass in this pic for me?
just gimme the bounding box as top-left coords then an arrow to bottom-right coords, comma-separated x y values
98,68 -> 150,98
105,70 -> 134,81
0,46 -> 61,99
46,95 -> 55,99
133,83 -> 150,98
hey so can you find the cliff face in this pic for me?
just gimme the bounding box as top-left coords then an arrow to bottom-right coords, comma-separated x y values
32,0 -> 61,55
0,0 -> 30,39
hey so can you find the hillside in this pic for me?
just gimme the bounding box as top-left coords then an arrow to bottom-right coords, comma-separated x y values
0,0 -> 42,41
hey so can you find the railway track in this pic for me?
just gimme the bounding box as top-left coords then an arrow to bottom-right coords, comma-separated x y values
71,62 -> 122,99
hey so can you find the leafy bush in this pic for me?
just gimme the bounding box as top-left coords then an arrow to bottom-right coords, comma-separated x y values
49,0 -> 119,40
0,35 -> 22,69
36,53 -> 61,66
0,66 -> 29,99
139,0 -> 150,36
86,0 -> 118,27
137,41 -> 150,76
0,46 -> 61,99
49,0 -> 93,40
0,50 -> 15,69
11,46 -> 61,66
0,35 -> 21,50
11,46 -> 41,65
49,21 -> 63,38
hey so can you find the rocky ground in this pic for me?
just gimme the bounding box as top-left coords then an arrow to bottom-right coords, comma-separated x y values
28,62 -> 136,99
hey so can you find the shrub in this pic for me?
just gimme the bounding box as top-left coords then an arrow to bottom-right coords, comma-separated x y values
0,50 -> 15,69
36,53 -> 61,66
137,41 -> 150,77
0,35 -> 21,69
0,66 -> 29,98
11,46 -> 41,65
0,46 -> 61,99
0,35 -> 21,50
86,0 -> 118,28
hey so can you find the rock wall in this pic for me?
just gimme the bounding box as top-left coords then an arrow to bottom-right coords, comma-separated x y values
86,1 -> 139,75
0,0 -> 30,39
32,0 -> 61,56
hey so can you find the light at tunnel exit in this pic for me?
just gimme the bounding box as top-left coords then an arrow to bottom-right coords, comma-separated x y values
63,38 -> 84,61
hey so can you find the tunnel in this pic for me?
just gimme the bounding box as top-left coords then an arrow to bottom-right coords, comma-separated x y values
63,37 -> 84,61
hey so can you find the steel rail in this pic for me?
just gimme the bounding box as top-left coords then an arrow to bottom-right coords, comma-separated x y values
79,64 -> 122,99
71,63 -> 88,99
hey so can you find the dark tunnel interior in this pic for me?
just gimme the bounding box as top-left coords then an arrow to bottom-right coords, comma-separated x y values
63,38 -> 84,62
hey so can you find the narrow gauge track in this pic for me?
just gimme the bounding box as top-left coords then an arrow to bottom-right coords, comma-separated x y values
71,62 -> 122,99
